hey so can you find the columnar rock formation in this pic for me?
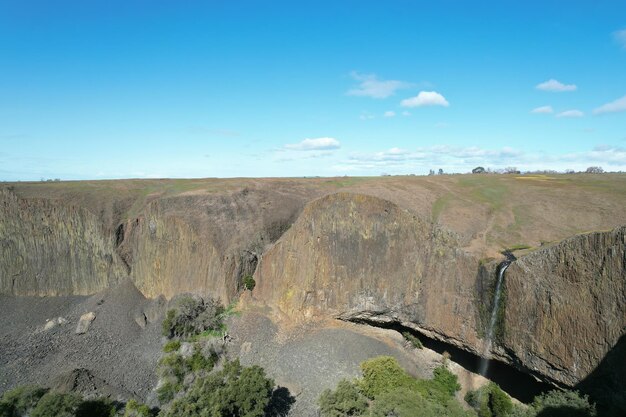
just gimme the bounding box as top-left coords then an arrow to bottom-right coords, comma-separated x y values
1,177 -> 625,390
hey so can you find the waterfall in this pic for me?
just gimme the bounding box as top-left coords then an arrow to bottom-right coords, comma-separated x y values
479,253 -> 514,376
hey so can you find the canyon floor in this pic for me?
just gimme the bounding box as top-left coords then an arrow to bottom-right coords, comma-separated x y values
0,280 -> 518,416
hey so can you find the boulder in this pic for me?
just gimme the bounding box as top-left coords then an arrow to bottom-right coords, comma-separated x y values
75,312 -> 96,334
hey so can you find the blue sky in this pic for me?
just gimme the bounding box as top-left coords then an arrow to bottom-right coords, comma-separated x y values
1,0 -> 625,180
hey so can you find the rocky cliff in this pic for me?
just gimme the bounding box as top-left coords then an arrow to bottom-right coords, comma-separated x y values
502,227 -> 626,386
1,176 -> 625,391
253,192 -> 626,388
0,189 -> 126,295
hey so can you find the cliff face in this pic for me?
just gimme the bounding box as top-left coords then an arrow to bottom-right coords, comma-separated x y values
253,193 -> 626,387
0,186 -> 307,301
0,189 -> 126,295
1,179 -> 625,390
255,193 -> 484,350
502,227 -> 626,386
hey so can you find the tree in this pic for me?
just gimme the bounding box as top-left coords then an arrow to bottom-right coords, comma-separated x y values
438,168 -> 444,175
162,359 -> 275,417
359,356 -> 415,399
30,392 -> 82,417
585,166 -> 604,174
319,379 -> 367,417
472,167 -> 486,174
532,390 -> 596,417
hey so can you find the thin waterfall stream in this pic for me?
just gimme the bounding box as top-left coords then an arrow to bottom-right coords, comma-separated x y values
479,252 -> 515,377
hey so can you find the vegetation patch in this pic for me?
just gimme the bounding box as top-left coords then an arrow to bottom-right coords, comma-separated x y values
402,331 -> 423,349
243,275 -> 256,291
320,356 -> 468,417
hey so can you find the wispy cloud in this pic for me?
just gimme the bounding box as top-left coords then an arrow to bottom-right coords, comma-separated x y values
556,109 -> 584,118
614,29 -> 626,48
531,105 -> 554,114
536,79 -> 577,92
359,112 -> 375,120
383,111 -> 396,118
593,95 -> 626,115
284,137 -> 341,151
333,144 -> 626,174
347,72 -> 413,99
401,111 -> 411,116
401,91 -> 449,108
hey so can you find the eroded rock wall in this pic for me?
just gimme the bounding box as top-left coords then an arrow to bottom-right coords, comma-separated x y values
0,189 -> 127,295
503,227 -> 626,386
254,193 -> 484,350
253,193 -> 626,387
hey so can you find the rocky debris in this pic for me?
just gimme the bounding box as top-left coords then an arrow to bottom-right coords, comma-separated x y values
0,280 -> 165,399
43,317 -> 68,331
50,368 -> 135,401
75,312 -> 96,335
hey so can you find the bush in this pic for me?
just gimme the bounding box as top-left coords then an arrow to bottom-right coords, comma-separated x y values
359,356 -> 415,399
319,379 -> 368,417
156,381 -> 180,405
0,385 -> 47,416
30,392 -> 82,417
432,365 -> 461,397
124,399 -> 156,417
532,390 -> 596,417
465,383 -> 512,417
162,296 -> 225,339
243,275 -> 256,291
161,359 -> 275,417
402,332 -> 423,349
163,340 -> 181,353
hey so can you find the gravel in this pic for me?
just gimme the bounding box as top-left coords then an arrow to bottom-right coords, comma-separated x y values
0,279 -> 165,401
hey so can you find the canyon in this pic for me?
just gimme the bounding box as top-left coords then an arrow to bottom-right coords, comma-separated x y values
1,174 -> 625,408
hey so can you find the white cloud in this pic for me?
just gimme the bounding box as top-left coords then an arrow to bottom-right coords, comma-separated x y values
593,95 -> 626,115
284,137 -> 341,151
401,111 -> 411,116
401,91 -> 449,108
556,110 -> 584,118
383,111 -> 396,118
614,29 -> 626,48
347,72 -> 413,99
536,79 -> 577,92
333,144 -> 626,174
531,105 -> 554,114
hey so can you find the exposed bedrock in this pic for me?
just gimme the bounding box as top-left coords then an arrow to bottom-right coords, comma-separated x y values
0,186 -> 305,301
1,185 -> 625,390
253,193 -> 626,387
0,189 -> 126,295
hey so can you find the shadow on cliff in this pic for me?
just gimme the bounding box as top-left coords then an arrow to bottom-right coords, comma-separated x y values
575,332 -> 626,417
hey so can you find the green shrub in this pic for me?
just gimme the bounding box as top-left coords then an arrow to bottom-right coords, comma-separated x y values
30,392 -> 82,417
124,399 -> 156,417
0,385 -> 48,416
465,383 -> 512,417
402,332 -> 423,349
162,296 -> 225,339
187,345 -> 218,373
161,359 -> 274,417
319,379 -> 367,417
432,365 -> 461,397
359,356 -> 415,399
157,381 -> 180,405
163,340 -> 181,353
243,275 -> 256,291
532,390 -> 596,417
158,353 -> 187,383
